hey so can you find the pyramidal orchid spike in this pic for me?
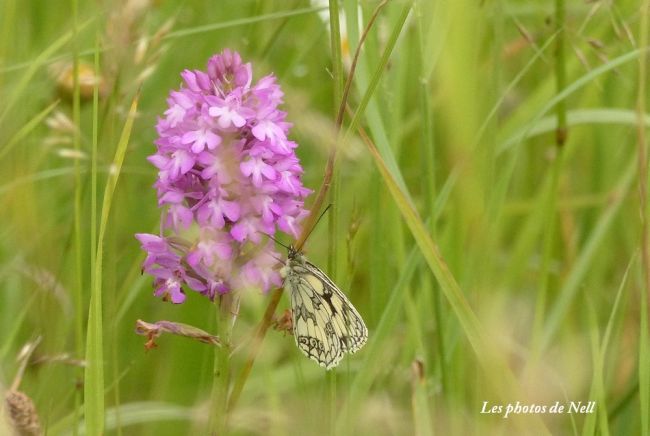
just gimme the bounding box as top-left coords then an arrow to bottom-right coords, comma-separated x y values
136,50 -> 311,303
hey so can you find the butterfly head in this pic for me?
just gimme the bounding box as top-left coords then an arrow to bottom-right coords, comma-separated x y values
287,245 -> 299,260
286,245 -> 307,265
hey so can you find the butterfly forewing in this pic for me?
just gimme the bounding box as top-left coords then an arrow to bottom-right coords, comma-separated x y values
289,273 -> 344,368
283,250 -> 368,369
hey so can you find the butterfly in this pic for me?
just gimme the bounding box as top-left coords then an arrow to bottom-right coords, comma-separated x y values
280,245 -> 368,369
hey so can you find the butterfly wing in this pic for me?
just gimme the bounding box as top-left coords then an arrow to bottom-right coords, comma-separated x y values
304,260 -> 368,354
286,264 -> 344,369
285,260 -> 367,369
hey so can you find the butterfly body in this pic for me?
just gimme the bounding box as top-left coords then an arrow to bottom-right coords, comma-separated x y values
281,246 -> 368,369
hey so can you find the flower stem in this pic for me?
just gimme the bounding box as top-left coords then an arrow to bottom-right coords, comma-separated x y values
226,0 -> 390,413
227,288 -> 282,411
208,294 -> 238,434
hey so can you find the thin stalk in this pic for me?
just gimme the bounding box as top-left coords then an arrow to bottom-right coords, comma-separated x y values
336,0 -> 388,128
637,2 -> 650,435
259,0 -> 302,59
227,1 -> 390,412
555,0 -> 567,146
351,122 -> 550,434
296,0 -> 390,251
343,2 -> 409,143
415,0 -> 446,395
329,0 -> 343,109
0,0 -> 16,90
83,80 -> 139,436
532,0 -> 568,354
227,288 -> 282,411
84,28 -> 103,435
90,21 -> 99,363
530,151 -> 564,356
326,368 -> 337,436
71,0 -> 83,434
326,0 -> 343,324
638,0 -> 650,329
327,1 -> 343,430
0,8 -> 322,77
327,170 -> 340,435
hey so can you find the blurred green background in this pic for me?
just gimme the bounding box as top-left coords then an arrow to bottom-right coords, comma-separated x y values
1,0 -> 649,434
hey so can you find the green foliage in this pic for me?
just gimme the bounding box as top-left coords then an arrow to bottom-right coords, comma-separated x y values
0,0 -> 648,434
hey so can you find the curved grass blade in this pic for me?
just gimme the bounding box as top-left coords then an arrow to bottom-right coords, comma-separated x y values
355,127 -> 550,434
0,100 -> 59,161
0,18 -> 91,123
84,91 -> 140,435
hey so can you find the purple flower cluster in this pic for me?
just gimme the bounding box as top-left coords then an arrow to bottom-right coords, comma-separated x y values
136,50 -> 310,304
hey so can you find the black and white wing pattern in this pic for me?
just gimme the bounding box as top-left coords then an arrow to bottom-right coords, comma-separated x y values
281,247 -> 368,369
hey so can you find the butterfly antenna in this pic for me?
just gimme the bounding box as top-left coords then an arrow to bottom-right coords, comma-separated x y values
269,251 -> 285,265
302,203 -> 333,244
258,231 -> 291,250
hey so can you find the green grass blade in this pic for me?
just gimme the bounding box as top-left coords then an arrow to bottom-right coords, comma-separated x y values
165,6 -> 326,40
498,47 -> 648,155
582,256 -> 632,436
344,2 -> 411,194
0,100 -> 59,161
84,91 -> 140,435
51,401 -> 193,435
358,129 -> 550,434
641,276 -> 649,436
336,240 -> 422,432
540,156 -> 636,352
583,299 -> 601,436
502,108 -> 650,151
411,361 -> 434,436
0,18 -> 91,124
0,295 -> 36,361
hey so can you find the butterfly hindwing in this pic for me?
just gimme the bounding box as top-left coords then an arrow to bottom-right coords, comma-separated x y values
302,260 -> 368,353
